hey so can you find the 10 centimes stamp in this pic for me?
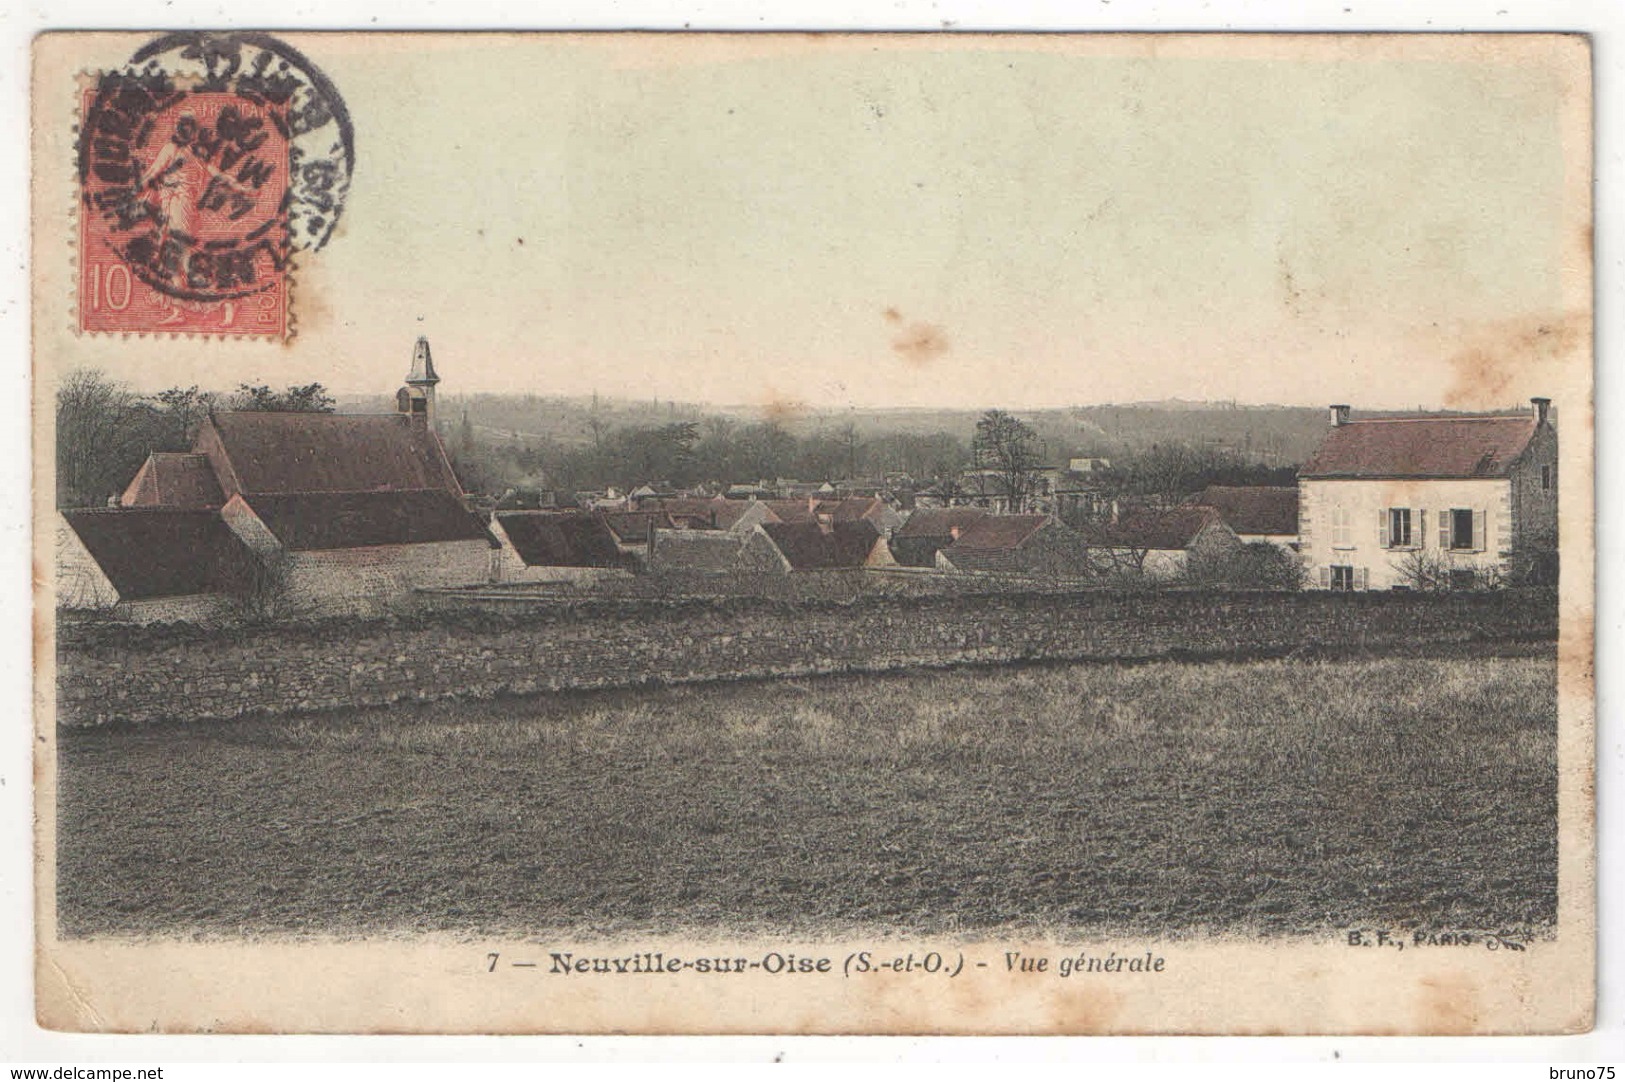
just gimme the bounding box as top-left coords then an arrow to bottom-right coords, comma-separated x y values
76,32 -> 354,339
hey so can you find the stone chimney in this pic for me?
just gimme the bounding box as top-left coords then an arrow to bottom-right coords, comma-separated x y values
1329,404 -> 1350,427
1531,397 -> 1551,426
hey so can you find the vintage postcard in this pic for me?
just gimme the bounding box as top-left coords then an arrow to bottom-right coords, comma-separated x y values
31,31 -> 1594,1035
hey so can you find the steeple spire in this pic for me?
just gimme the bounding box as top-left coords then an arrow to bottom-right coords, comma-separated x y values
407,336 -> 439,386
399,337 -> 440,430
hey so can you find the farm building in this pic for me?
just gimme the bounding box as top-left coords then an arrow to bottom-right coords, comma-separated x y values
645,496 -> 775,536
492,510 -> 637,583
60,337 -> 500,619
1298,399 -> 1558,591
56,507 -> 262,623
888,508 -> 988,568
1082,506 -> 1243,580
935,514 -> 1094,578
743,520 -> 887,574
647,528 -> 749,575
1189,485 -> 1300,548
760,497 -> 905,536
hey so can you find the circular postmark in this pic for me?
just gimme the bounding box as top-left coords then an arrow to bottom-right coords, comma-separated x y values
79,32 -> 354,305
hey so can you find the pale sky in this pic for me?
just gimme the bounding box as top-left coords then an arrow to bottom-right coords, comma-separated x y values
35,33 -> 1591,412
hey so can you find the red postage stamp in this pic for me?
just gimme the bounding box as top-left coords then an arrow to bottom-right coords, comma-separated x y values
76,33 -> 354,339
79,86 -> 291,337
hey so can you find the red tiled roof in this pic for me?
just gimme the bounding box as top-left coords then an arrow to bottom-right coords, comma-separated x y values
200,412 -> 463,497
62,508 -> 258,600
650,530 -> 745,573
762,498 -> 886,525
121,453 -> 224,509
759,520 -> 879,570
496,511 -> 631,568
943,514 -> 1050,552
894,508 -> 988,540
1299,415 -> 1538,479
1083,506 -> 1223,551
1190,486 -> 1299,536
244,490 -> 492,551
651,498 -> 754,530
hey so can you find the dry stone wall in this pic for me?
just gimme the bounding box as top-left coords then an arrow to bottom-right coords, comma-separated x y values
55,590 -> 1557,727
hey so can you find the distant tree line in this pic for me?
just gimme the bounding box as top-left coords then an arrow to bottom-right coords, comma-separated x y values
58,369 -> 1299,510
449,416 -> 975,497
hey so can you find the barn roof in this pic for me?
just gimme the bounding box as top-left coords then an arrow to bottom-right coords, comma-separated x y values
651,498 -> 755,530
201,411 -> 463,497
121,453 -> 224,509
62,508 -> 258,600
244,490 -> 493,551
1084,506 -> 1224,551
758,520 -> 879,570
943,514 -> 1050,552
496,511 -> 630,568
600,510 -> 672,544
1190,485 -> 1299,536
762,497 -> 885,524
649,529 -> 746,573
895,507 -> 988,540
1299,415 -> 1538,479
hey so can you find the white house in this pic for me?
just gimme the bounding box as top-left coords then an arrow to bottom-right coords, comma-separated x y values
1298,399 -> 1558,591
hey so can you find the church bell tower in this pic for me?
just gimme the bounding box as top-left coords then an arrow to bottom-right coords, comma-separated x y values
399,336 -> 441,429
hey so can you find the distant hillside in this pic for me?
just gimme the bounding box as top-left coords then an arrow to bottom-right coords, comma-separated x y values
339,393 -> 1332,468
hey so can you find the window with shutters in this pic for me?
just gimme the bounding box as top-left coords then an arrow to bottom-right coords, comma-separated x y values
1387,508 -> 1412,548
1331,505 -> 1352,548
1449,508 -> 1475,551
1330,565 -> 1354,591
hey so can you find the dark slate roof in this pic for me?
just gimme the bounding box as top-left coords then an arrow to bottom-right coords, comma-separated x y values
496,511 -> 631,568
62,508 -> 258,600
121,453 -> 224,509
600,511 -> 671,545
943,514 -> 1050,552
1299,415 -> 1539,479
1083,506 -> 1223,551
202,412 -> 462,496
758,520 -> 879,571
1190,485 -> 1299,536
245,490 -> 493,551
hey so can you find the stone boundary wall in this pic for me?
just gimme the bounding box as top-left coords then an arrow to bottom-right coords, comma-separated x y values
55,590 -> 1557,727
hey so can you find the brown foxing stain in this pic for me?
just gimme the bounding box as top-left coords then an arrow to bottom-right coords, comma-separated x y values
882,306 -> 902,324
1044,984 -> 1123,1034
891,321 -> 950,367
760,392 -> 808,426
1442,311 -> 1587,408
1416,973 -> 1482,1035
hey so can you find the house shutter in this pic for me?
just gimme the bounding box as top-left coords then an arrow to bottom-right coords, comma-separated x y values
1318,566 -> 1331,589
1378,509 -> 1389,548
1474,509 -> 1487,552
1417,509 -> 1427,548
1355,566 -> 1368,591
1439,512 -> 1452,550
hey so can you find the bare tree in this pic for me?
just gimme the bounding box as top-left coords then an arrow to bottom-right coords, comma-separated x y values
972,409 -> 1040,513
1390,547 -> 1452,591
